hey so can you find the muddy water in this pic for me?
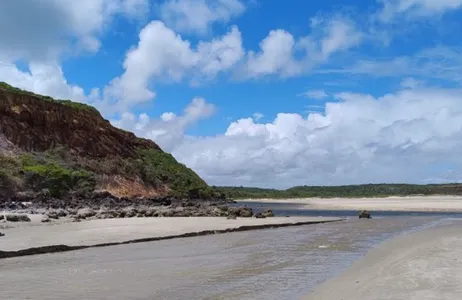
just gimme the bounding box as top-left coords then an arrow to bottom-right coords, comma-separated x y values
0,215 -> 456,300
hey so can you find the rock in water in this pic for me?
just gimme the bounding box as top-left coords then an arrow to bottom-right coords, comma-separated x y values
261,209 -> 275,217
359,210 -> 371,219
255,213 -> 266,219
0,232 -> 5,237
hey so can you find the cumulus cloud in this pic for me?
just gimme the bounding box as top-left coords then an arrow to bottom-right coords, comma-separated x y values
112,97 -> 216,152
378,0 -> 462,22
159,0 -> 245,35
115,87 -> 462,188
0,61 -> 89,102
242,17 -> 362,78
107,21 -> 244,104
0,0 -> 149,61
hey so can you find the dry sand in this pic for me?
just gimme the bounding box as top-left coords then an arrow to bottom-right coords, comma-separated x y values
304,225 -> 462,300
0,216 -> 342,252
248,195 -> 462,211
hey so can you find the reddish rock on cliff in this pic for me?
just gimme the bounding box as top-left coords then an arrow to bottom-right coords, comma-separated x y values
0,88 -> 160,158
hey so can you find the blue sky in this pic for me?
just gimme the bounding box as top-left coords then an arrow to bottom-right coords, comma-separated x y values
2,0 -> 462,188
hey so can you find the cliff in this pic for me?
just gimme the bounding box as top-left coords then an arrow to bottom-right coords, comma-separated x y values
0,82 -> 213,200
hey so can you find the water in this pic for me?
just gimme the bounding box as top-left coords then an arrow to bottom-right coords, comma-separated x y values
1,204 -> 462,300
237,201 -> 462,218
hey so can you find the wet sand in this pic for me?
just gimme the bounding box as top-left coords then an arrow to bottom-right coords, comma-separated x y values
0,217 -> 450,300
0,216 -> 342,252
305,224 -> 462,300
248,196 -> 462,212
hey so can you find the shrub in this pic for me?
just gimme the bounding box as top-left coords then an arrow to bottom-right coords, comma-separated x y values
138,149 -> 212,199
23,163 -> 95,197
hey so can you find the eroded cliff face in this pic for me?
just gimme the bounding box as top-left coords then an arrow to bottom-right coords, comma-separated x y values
0,89 -> 160,158
0,84 -> 212,200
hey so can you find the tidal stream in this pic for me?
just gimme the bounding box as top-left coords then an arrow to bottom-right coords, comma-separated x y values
1,202 -> 460,300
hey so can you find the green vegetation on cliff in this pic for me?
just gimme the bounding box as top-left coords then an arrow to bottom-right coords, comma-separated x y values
0,148 -> 214,200
218,184 -> 462,199
137,149 -> 213,199
0,81 -> 100,115
0,152 -> 96,198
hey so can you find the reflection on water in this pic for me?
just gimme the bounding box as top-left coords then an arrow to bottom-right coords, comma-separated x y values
1,208 -> 461,300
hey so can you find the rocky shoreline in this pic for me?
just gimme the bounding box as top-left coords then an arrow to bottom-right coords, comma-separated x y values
0,191 -> 275,227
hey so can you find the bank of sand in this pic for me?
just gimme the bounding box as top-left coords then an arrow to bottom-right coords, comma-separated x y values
0,216 -> 342,253
304,224 -> 462,300
246,195 -> 462,211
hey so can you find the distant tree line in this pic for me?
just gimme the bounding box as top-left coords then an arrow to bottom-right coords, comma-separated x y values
215,183 -> 462,199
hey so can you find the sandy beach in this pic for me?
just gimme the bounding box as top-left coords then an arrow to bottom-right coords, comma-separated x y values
0,216 -> 342,253
304,224 -> 462,300
247,195 -> 462,211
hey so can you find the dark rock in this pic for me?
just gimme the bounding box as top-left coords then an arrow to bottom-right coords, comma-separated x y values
11,191 -> 35,202
0,232 -> 5,237
0,215 -> 4,221
255,213 -> 266,219
46,211 -> 60,220
144,208 -> 156,217
41,217 -> 51,223
77,208 -> 96,219
261,209 -> 275,218
237,207 -> 253,218
359,210 -> 372,219
162,210 -> 175,217
5,214 -> 31,222
124,208 -> 137,218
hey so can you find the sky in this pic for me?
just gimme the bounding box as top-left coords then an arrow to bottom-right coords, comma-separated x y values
1,0 -> 462,188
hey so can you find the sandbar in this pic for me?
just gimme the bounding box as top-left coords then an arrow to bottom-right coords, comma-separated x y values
245,195 -> 462,212
304,224 -> 462,300
0,216 -> 342,254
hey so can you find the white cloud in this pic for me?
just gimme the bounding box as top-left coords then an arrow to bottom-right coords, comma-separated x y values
323,47 -> 462,83
378,0 -> 462,22
245,29 -> 303,78
107,21 -> 244,104
123,86 -> 462,188
319,19 -> 363,59
242,18 -> 362,78
252,112 -> 264,121
112,97 -> 216,152
0,61 -> 88,102
401,77 -> 423,89
300,90 -> 329,100
159,0 -> 245,35
0,0 -> 149,61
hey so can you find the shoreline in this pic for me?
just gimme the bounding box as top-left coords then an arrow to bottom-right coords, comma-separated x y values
303,222 -> 462,299
0,216 -> 343,259
238,195 -> 462,212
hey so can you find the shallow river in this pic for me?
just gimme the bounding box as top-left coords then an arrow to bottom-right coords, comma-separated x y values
1,203 -> 461,300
